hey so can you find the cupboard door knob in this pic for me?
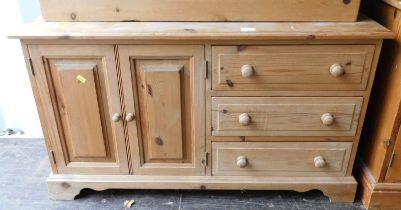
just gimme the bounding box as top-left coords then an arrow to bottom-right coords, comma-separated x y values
236,156 -> 248,168
241,64 -> 254,78
329,64 -> 345,77
125,113 -> 135,122
314,156 -> 326,168
112,113 -> 122,122
238,113 -> 251,126
321,113 -> 334,126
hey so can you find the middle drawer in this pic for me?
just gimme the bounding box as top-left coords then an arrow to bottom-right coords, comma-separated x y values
212,97 -> 363,137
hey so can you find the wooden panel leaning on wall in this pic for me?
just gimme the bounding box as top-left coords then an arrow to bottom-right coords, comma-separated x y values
356,1 -> 401,209
38,0 -> 361,22
8,17 -> 392,202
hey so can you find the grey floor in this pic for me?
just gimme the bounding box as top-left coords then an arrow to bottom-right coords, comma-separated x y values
0,138 -> 366,210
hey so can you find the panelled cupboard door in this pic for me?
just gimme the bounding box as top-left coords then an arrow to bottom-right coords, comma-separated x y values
28,45 -> 129,174
118,45 -> 205,176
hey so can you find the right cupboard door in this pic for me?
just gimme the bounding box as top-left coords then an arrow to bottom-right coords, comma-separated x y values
119,45 -> 206,176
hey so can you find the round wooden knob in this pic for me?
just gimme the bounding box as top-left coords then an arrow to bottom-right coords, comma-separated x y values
314,156 -> 326,168
112,113 -> 122,122
125,113 -> 135,122
236,156 -> 248,168
329,64 -> 345,77
241,64 -> 254,78
321,113 -> 334,126
238,113 -> 251,126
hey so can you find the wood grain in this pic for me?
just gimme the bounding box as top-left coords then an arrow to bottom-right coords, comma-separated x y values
46,173 -> 357,202
212,142 -> 352,177
8,16 -> 393,41
385,123 -> 401,181
39,0 -> 361,22
212,97 -> 363,137
28,45 -> 129,174
136,63 -> 185,161
357,161 -> 401,210
118,45 -> 206,176
212,45 -> 375,91
360,1 -> 401,182
20,42 -> 60,173
50,62 -> 108,160
14,15 -> 389,202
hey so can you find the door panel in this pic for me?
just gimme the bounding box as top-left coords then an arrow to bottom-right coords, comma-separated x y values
119,45 -> 205,176
28,45 -> 129,174
137,63 -> 185,161
51,61 -> 109,161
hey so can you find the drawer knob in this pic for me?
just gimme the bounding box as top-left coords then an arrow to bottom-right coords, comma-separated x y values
314,156 -> 327,168
236,156 -> 248,168
329,64 -> 345,77
125,113 -> 135,122
112,113 -> 122,122
321,113 -> 334,126
241,64 -> 254,78
238,113 -> 251,126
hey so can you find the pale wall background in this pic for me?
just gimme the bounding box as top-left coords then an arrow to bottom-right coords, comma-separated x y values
0,0 -> 42,137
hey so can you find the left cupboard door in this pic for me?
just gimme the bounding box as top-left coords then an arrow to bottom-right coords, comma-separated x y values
28,45 -> 129,174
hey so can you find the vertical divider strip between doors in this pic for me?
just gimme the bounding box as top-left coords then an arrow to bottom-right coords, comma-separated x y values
114,45 -> 133,174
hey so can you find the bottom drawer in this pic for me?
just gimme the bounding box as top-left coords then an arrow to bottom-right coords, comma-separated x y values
212,142 -> 352,176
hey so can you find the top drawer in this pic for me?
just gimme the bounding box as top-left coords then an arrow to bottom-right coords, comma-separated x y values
212,45 -> 375,91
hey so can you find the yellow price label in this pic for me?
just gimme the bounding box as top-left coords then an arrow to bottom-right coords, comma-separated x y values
76,74 -> 87,83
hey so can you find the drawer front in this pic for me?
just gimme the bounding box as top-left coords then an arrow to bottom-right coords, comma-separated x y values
212,142 -> 352,176
212,45 -> 375,91
212,97 -> 363,137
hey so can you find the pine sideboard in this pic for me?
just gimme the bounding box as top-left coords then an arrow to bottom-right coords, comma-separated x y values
9,17 -> 392,202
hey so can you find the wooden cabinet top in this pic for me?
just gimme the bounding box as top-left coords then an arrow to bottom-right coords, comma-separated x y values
9,16 -> 393,41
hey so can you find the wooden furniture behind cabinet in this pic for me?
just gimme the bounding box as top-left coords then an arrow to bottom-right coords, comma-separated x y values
9,17 -> 392,202
357,1 -> 401,209
39,0 -> 362,22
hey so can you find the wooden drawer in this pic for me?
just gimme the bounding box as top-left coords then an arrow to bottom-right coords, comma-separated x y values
212,142 -> 352,176
212,45 -> 375,91
211,97 -> 363,137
